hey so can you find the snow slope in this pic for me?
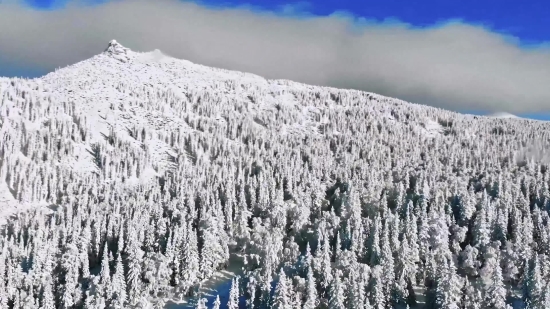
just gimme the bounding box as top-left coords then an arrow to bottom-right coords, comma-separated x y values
0,40 -> 458,218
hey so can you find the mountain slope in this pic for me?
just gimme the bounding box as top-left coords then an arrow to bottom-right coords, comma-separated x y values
0,39 -> 463,206
0,41 -> 549,308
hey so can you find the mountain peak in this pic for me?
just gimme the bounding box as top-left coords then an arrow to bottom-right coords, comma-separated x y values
104,39 -> 131,62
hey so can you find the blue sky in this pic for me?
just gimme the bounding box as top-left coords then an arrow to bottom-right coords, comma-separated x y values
214,0 -> 549,44
26,0 -> 550,45
3,0 -> 550,119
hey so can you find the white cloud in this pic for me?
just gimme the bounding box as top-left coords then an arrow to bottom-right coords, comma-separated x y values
1,0 -> 549,114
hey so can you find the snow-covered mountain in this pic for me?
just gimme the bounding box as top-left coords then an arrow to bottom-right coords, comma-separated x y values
1,40 -> 550,308
0,39 -> 456,213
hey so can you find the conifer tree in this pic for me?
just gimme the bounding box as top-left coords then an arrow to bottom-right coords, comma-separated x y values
41,280 -> 56,309
111,253 -> 127,308
228,276 -> 240,309
329,269 -> 346,309
127,240 -> 143,305
483,253 -> 507,309
273,269 -> 291,309
212,295 -> 221,309
524,255 -> 546,309
303,266 -> 318,309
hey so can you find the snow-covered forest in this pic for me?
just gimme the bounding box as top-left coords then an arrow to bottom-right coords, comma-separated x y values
0,40 -> 549,308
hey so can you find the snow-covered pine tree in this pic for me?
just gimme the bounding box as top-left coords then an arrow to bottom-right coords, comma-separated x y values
228,276 -> 240,309
110,253 -> 127,308
329,269 -> 346,309
212,295 -> 221,309
273,268 -> 292,309
303,266 -> 318,309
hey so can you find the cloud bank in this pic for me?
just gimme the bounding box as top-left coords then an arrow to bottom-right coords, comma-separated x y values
1,0 -> 550,114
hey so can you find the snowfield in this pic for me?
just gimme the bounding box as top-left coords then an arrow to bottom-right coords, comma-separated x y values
0,41 -> 549,308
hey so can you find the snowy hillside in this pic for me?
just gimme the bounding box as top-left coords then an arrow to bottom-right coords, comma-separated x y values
0,40 -> 550,308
